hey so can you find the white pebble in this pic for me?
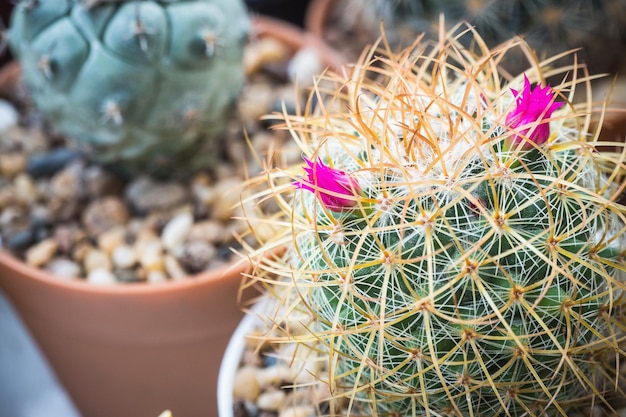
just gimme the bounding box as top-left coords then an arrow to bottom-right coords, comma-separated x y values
112,244 -> 137,269
84,248 -> 112,273
161,212 -> 193,253
45,258 -> 81,279
287,47 -> 323,87
87,268 -> 117,285
25,239 -> 58,267
256,365 -> 295,388
256,390 -> 286,411
279,405 -> 316,417
233,366 -> 260,402
135,238 -> 164,272
0,99 -> 19,132
164,255 -> 187,281
147,270 -> 168,284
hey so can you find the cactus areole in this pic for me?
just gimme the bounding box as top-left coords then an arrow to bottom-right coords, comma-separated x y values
244,28 -> 626,417
8,0 -> 250,175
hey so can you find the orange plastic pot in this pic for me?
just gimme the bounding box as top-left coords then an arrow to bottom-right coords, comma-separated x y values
0,15 -> 342,417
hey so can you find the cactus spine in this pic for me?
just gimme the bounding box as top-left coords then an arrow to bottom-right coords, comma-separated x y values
243,27 -> 626,416
8,0 -> 250,175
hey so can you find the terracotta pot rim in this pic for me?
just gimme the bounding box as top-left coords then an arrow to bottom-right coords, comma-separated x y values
0,249 -> 250,295
303,0 -> 334,40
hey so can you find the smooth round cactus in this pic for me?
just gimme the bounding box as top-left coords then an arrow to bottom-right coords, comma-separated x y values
243,28 -> 626,416
8,0 -> 250,175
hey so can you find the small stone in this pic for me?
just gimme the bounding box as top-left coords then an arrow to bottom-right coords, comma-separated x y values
161,212 -> 194,253
256,365 -> 294,388
256,390 -> 286,412
188,220 -> 224,244
82,197 -> 129,238
97,226 -> 127,255
0,99 -> 19,132
211,178 -> 244,222
244,37 -> 291,76
125,176 -> 190,213
53,225 -> 87,254
147,270 -> 168,284
45,258 -> 81,279
164,255 -> 187,281
83,165 -> 122,197
278,406 -> 315,417
111,244 -> 137,269
13,173 -> 38,205
87,268 -> 117,285
26,148 -> 81,178
50,162 -> 86,200
84,247 -> 112,273
135,237 -> 164,272
177,240 -> 216,273
233,366 -> 260,402
0,153 -> 27,178
5,228 -> 35,251
114,268 -> 144,283
25,238 -> 58,267
287,47 -> 323,88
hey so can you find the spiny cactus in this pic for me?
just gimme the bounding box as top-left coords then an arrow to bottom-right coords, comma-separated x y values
242,26 -> 626,416
8,0 -> 249,176
327,0 -> 626,77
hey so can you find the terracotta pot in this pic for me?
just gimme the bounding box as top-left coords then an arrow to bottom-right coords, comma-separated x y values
0,15 -> 340,417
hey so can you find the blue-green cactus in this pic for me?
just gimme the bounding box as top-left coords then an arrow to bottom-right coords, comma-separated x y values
8,0 -> 250,175
243,29 -> 626,416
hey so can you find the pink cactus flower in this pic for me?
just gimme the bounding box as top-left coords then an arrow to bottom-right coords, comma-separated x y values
295,157 -> 361,211
505,74 -> 564,148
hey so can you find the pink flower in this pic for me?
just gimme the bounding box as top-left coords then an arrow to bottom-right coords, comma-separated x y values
505,74 -> 564,147
295,157 -> 361,211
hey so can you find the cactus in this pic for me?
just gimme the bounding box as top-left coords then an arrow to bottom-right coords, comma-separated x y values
242,27 -> 626,416
8,0 -> 249,175
329,0 -> 626,76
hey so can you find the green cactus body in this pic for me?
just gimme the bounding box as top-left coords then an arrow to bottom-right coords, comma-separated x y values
245,29 -> 626,416
9,0 -> 249,175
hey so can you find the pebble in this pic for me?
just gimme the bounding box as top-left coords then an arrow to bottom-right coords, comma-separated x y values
164,254 -> 187,281
87,268 -> 117,285
26,148 -> 81,178
125,176 -> 190,214
83,247 -> 112,273
111,244 -> 137,269
83,165 -> 122,197
5,228 -> 35,251
188,220 -> 225,243
45,258 -> 81,279
97,226 -> 127,255
256,390 -> 286,412
0,153 -> 27,178
244,37 -> 291,76
82,197 -> 129,238
147,270 -> 168,284
211,178 -> 245,222
287,47 -> 324,88
0,99 -> 19,132
278,406 -> 315,417
233,366 -> 261,402
25,238 -> 58,267
13,173 -> 38,205
161,212 -> 194,253
135,238 -> 164,272
50,162 -> 86,200
178,240 -> 216,273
